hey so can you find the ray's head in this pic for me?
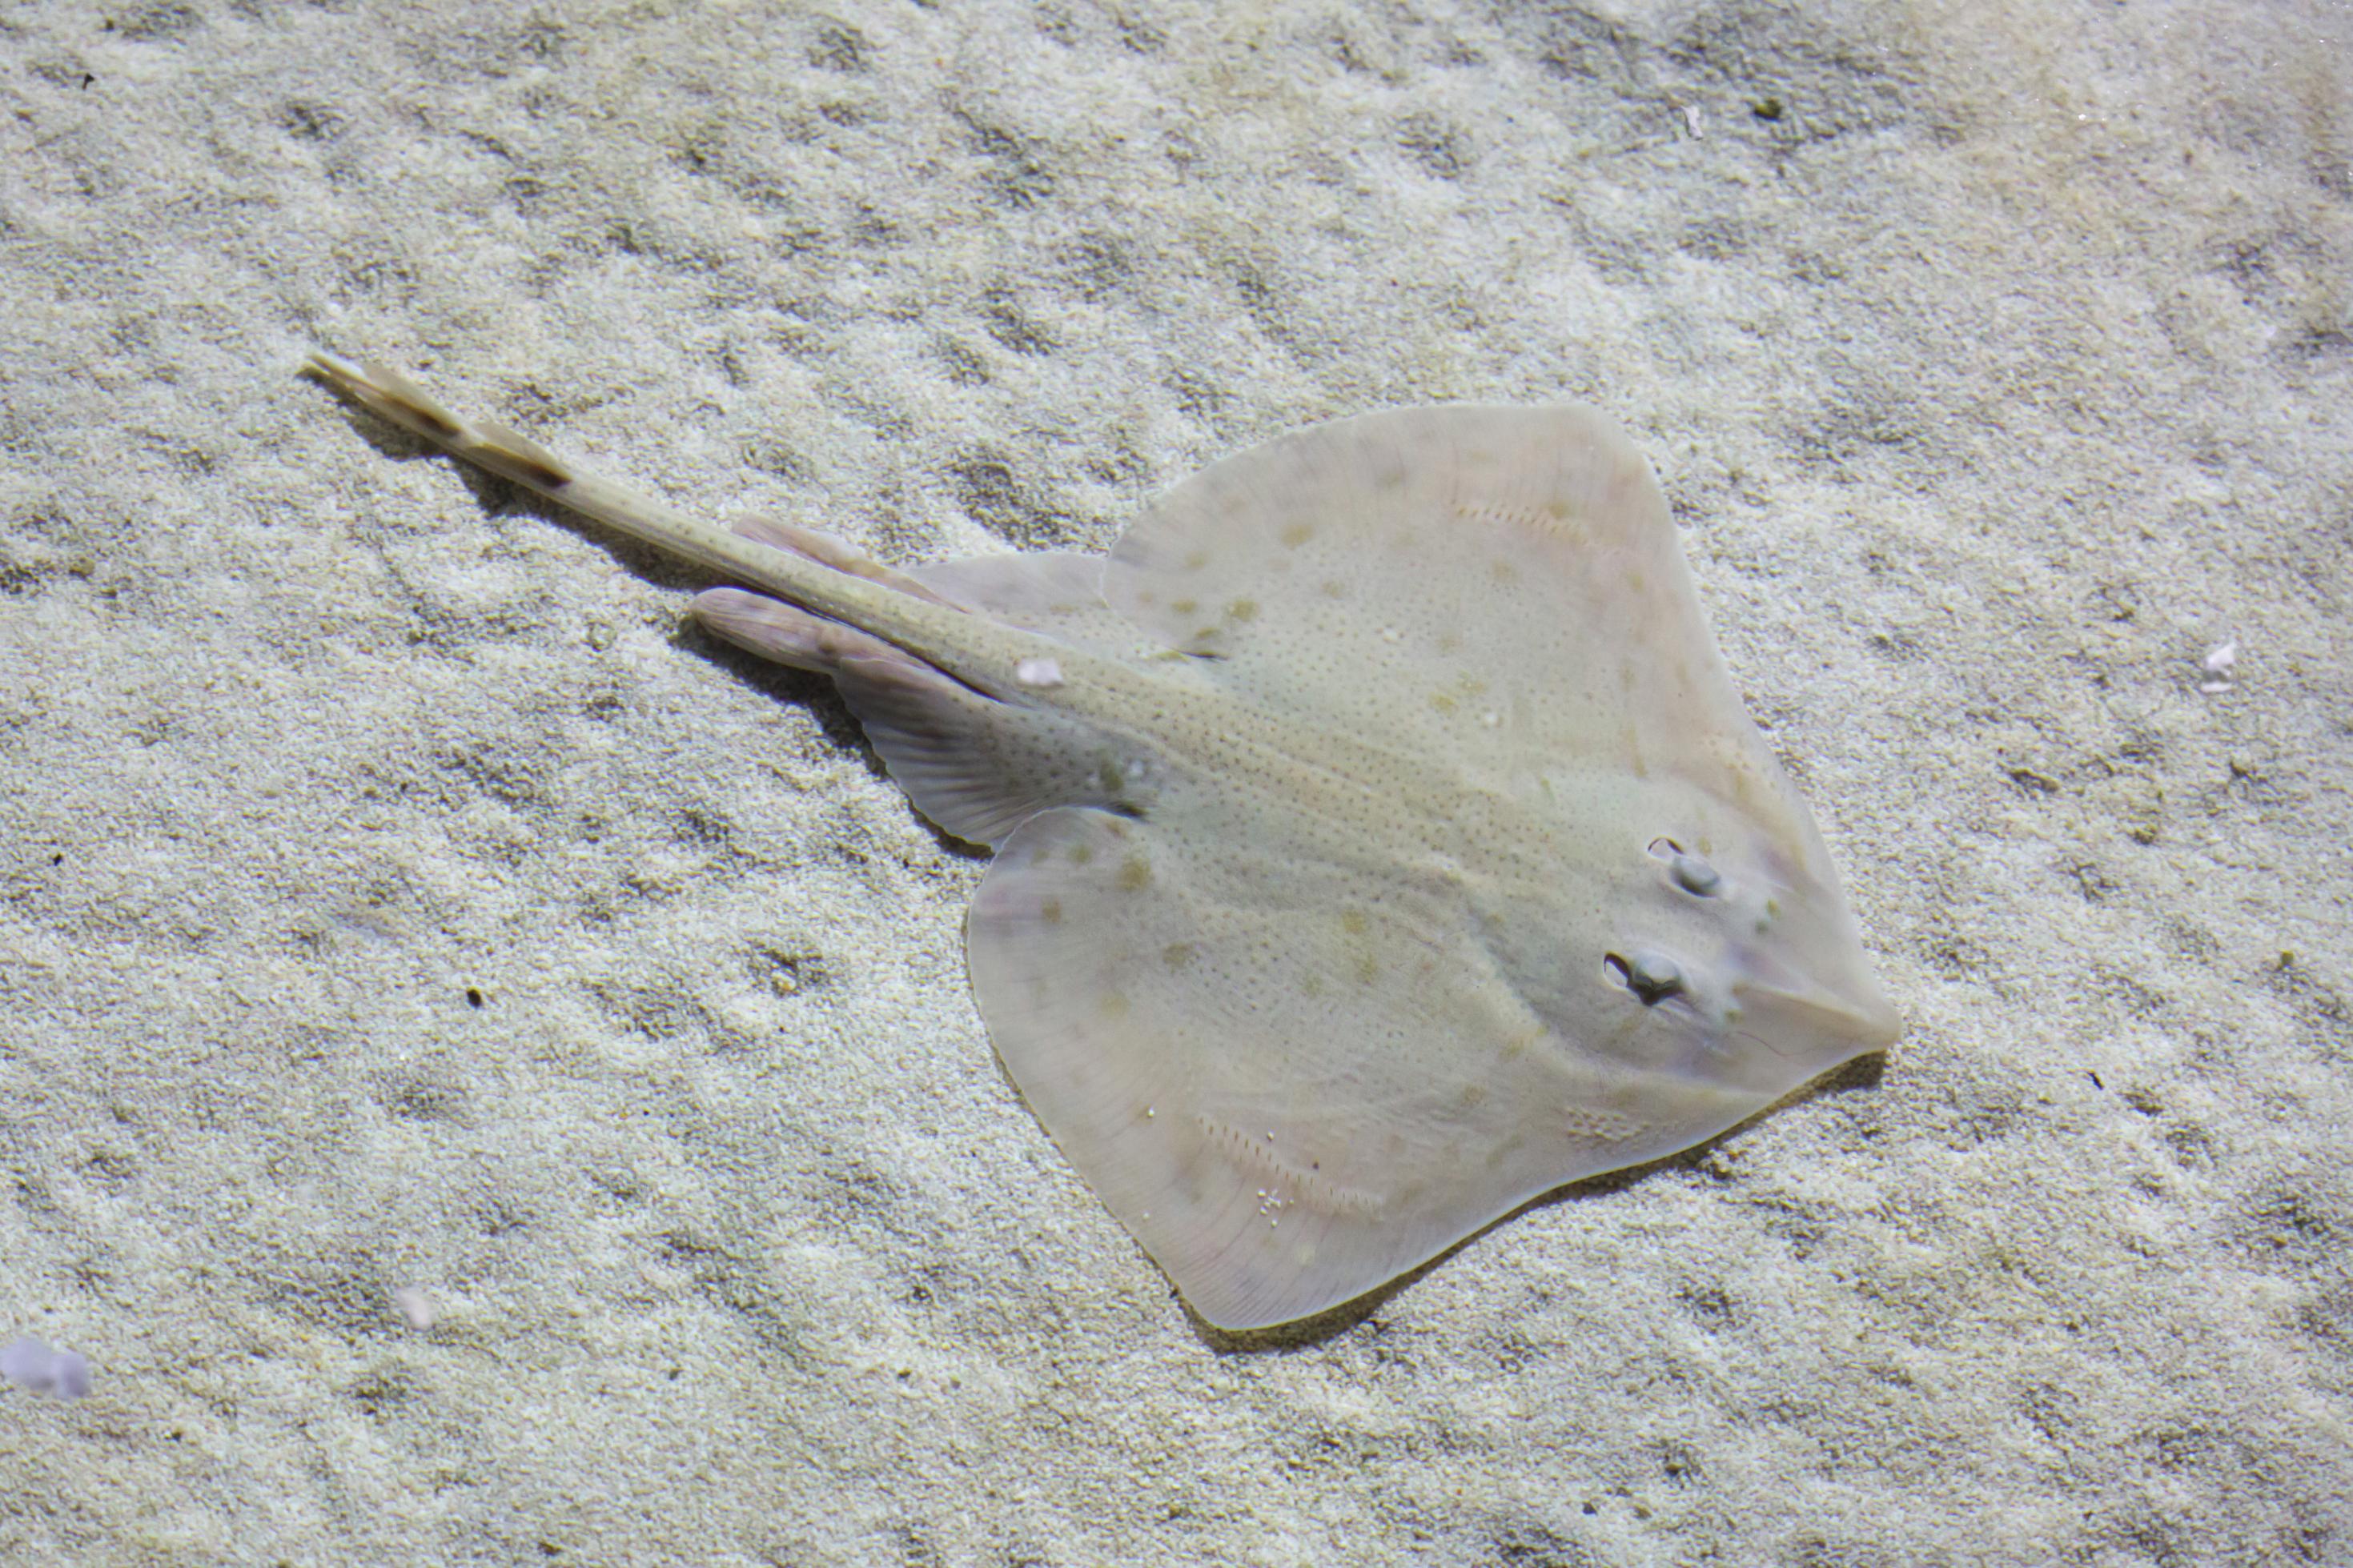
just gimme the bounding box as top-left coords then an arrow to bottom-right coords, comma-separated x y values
1601,816 -> 1903,1081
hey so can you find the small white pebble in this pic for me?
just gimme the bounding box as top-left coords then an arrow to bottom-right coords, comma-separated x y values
2,1337 -> 92,1400
1015,657 -> 1065,688
392,1287 -> 437,1330
1683,104 -> 1705,138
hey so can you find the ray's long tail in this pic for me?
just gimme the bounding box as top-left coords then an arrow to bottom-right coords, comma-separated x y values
303,351 -> 962,625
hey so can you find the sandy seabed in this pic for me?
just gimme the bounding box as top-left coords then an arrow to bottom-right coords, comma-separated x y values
2,2 -> 2348,1562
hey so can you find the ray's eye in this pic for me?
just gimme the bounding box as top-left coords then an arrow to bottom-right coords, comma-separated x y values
1668,852 -> 1721,896
1603,949 -> 1686,1006
1647,835 -> 1722,897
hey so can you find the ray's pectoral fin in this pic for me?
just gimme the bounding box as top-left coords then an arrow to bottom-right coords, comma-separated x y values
689,539 -> 1158,852
964,804 -> 1777,1332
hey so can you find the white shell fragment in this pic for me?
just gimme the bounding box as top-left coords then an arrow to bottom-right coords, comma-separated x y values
310,354 -> 1903,1331
2200,640 -> 2237,695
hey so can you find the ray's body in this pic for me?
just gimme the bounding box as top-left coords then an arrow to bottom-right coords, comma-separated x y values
311,354 -> 1900,1329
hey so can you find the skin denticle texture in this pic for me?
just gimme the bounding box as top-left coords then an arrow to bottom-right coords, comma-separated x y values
310,355 -> 1900,1329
